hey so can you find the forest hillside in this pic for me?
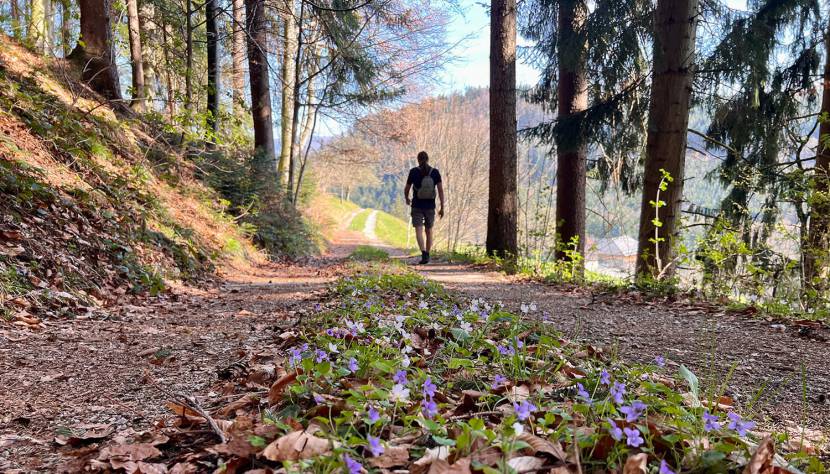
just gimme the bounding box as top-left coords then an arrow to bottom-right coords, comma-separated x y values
0,35 -> 268,320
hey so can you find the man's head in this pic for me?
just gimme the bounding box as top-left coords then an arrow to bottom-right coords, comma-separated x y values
417,151 -> 429,168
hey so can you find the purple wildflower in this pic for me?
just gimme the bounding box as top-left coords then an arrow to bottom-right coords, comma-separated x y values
703,411 -> 721,432
367,435 -> 384,457
421,398 -> 439,418
610,382 -> 626,404
624,427 -> 644,447
343,453 -> 362,474
599,369 -> 611,385
313,393 -> 325,405
727,412 -> 756,437
513,400 -> 537,421
390,383 -> 410,402
607,419 -> 623,441
422,376 -> 437,398
393,369 -> 407,385
655,355 -> 666,367
576,383 -> 592,404
619,401 -> 647,423
348,357 -> 359,373
659,460 -> 675,474
497,345 -> 515,356
367,406 -> 380,424
315,349 -> 328,363
491,374 -> 507,390
289,347 -> 303,366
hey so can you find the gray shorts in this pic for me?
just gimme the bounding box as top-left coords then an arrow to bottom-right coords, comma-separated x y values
411,208 -> 436,228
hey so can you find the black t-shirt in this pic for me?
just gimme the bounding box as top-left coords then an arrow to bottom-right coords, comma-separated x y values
407,166 -> 442,210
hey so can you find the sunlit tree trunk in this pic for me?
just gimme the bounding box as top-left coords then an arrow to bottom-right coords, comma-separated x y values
59,0 -> 71,57
636,0 -> 698,278
126,0 -> 146,111
140,2 -> 157,111
279,0 -> 298,189
805,22 -> 830,298
206,0 -> 220,140
232,0 -> 246,113
29,0 -> 47,53
555,0 -> 588,264
161,20 -> 176,117
246,0 -> 277,180
10,0 -> 23,41
68,0 -> 123,102
486,0 -> 518,261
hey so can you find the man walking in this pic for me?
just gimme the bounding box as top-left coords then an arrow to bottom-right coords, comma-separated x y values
404,151 -> 445,264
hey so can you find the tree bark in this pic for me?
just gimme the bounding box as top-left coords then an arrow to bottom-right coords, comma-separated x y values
126,0 -> 146,111
206,0 -> 220,140
246,0 -> 277,180
29,0 -> 47,53
635,0 -> 698,278
486,0 -> 518,260
232,0 -> 246,112
140,2 -> 157,109
10,0 -> 22,41
60,0 -> 71,57
279,0 -> 298,189
185,0 -> 193,110
555,0 -> 588,263
805,22 -> 830,297
161,19 -> 176,117
68,0 -> 123,102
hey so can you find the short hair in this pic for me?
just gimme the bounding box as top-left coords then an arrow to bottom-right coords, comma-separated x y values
417,151 -> 429,162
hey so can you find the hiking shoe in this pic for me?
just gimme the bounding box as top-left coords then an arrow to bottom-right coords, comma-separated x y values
418,251 -> 429,265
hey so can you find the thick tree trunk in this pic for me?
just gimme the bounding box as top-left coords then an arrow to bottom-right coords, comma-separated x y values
486,0 -> 518,260
279,0 -> 298,189
60,0 -> 71,57
636,0 -> 698,278
805,24 -> 830,297
126,0 -> 146,111
246,0 -> 277,179
29,0 -> 47,53
68,0 -> 123,102
555,0 -> 588,263
140,2 -> 157,110
232,0 -> 246,112
206,0 -> 220,140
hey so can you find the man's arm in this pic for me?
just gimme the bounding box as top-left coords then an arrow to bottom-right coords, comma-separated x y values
437,182 -> 445,218
404,182 -> 412,206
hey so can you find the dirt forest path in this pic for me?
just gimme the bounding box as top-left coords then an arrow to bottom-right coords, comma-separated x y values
416,261 -> 830,442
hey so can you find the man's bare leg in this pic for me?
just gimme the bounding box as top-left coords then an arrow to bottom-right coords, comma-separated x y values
415,225 -> 426,252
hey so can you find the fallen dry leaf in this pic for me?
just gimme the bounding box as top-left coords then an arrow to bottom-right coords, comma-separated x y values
267,371 -> 299,405
261,430 -> 331,461
507,456 -> 546,471
368,445 -> 410,468
518,432 -> 567,461
623,453 -> 648,474
744,437 -> 774,474
216,393 -> 258,417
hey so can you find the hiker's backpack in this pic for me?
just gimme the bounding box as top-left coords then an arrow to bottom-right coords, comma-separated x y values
417,167 -> 437,200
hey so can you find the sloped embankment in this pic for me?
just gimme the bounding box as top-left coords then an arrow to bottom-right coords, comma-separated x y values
0,35 -> 265,325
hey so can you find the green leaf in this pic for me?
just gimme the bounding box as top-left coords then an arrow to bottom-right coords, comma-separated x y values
679,365 -> 700,406
248,435 -> 266,448
370,359 -> 396,373
448,358 -> 473,369
432,436 -> 456,446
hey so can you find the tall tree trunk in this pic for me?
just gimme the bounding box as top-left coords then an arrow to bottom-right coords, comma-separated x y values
555,0 -> 588,264
279,0 -> 298,189
141,2 -> 157,110
161,20 -> 176,117
29,0 -> 47,53
59,0 -> 71,57
805,23 -> 830,297
206,0 -> 220,141
635,0 -> 698,278
10,0 -> 22,41
486,0 -> 518,260
232,0 -> 246,113
68,0 -> 123,102
246,0 -> 277,181
185,0 -> 193,110
126,0 -> 146,111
